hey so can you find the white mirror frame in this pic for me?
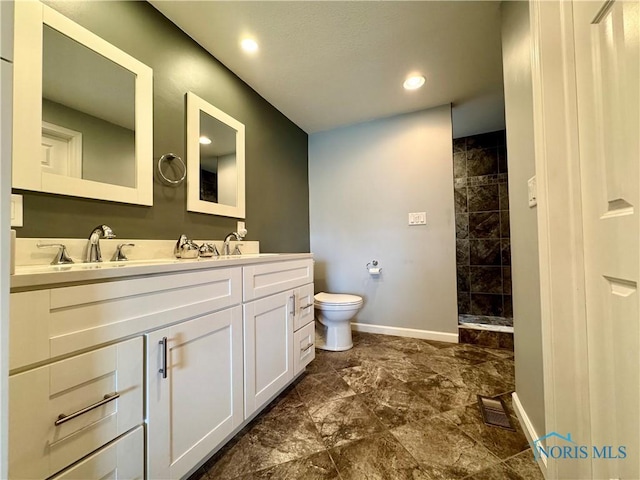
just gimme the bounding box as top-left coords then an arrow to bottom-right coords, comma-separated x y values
12,2 -> 153,206
186,92 -> 246,218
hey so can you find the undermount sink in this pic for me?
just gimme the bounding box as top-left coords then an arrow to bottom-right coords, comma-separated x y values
14,254 -> 282,275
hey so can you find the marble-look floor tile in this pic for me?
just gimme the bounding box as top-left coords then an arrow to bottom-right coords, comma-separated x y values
503,450 -> 545,479
391,416 -> 500,479
444,360 -> 514,397
239,450 -> 340,480
339,363 -> 404,394
369,356 -> 438,383
406,374 -> 477,413
316,348 -> 362,371
359,382 -> 441,428
329,432 -> 431,480
383,336 -> 442,355
467,462 -> 521,480
204,401 -> 325,479
308,395 -> 385,448
296,371 -> 356,411
305,351 -> 336,375
352,331 -> 386,346
437,343 -> 503,364
442,403 -> 529,459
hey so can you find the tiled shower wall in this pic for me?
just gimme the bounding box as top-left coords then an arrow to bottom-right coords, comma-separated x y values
453,130 -> 513,320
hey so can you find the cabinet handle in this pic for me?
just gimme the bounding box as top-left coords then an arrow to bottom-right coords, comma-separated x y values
159,337 -> 168,379
300,303 -> 313,310
290,295 -> 295,316
55,392 -> 120,426
301,343 -> 315,353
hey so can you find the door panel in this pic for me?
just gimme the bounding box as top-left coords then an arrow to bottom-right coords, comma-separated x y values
243,291 -> 294,417
573,1 -> 639,478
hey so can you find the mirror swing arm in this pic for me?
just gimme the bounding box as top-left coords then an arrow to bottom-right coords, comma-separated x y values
12,2 -> 153,206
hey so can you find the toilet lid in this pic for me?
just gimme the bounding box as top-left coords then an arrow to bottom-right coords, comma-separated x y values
314,292 -> 363,306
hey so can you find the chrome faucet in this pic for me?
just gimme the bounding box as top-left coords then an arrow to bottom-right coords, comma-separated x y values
86,225 -> 116,262
223,232 -> 241,255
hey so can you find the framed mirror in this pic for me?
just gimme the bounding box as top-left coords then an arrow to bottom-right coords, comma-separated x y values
186,92 -> 245,218
12,2 -> 153,205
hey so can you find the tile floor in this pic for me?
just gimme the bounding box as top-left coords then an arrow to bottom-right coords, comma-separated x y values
190,332 -> 543,480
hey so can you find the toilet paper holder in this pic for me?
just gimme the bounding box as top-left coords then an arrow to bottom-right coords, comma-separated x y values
366,260 -> 382,275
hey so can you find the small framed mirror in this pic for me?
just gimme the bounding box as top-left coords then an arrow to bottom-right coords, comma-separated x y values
12,2 -> 153,205
186,92 -> 246,218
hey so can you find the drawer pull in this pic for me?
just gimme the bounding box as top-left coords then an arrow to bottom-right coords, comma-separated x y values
55,392 -> 120,426
159,337 -> 168,379
300,303 -> 313,311
301,343 -> 314,353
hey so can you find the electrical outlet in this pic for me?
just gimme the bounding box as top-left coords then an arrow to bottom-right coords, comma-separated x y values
408,212 -> 427,225
11,194 -> 23,227
528,176 -> 537,208
237,221 -> 247,237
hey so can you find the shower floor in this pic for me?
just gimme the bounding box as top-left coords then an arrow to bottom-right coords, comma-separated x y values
458,314 -> 513,332
458,314 -> 514,350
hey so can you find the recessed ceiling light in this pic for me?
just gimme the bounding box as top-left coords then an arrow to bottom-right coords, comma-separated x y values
403,75 -> 426,90
199,136 -> 212,145
241,38 -> 259,53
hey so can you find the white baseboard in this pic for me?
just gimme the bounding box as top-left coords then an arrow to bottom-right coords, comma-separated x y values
351,322 -> 458,343
512,392 -> 547,477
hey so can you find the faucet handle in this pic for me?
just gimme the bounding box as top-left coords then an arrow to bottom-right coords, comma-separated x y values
37,242 -> 74,265
232,243 -> 244,256
112,243 -> 135,262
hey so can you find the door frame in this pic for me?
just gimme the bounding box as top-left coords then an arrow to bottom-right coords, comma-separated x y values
529,1 -> 591,479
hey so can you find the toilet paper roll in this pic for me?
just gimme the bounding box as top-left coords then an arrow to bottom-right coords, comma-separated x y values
368,267 -> 381,276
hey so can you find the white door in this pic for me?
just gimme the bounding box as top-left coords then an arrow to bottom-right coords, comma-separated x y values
573,1 -> 639,478
146,306 -> 243,480
243,291 -> 294,418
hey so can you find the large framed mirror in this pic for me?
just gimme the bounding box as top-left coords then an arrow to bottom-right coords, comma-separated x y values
186,92 -> 245,218
12,2 -> 153,205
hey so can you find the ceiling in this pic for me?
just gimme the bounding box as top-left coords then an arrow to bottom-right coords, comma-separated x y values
149,1 -> 505,138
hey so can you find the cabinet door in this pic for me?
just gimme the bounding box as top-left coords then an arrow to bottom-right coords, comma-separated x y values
293,283 -> 315,331
243,291 -> 294,418
147,306 -> 243,480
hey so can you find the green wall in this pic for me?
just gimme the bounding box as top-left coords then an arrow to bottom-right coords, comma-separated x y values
15,1 -> 310,253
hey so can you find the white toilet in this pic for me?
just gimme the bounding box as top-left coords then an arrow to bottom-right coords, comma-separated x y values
314,292 -> 363,351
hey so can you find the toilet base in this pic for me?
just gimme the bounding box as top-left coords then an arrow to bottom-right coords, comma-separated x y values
315,318 -> 353,351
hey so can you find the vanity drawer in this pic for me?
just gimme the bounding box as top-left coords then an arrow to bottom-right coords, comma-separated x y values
243,259 -> 313,301
10,267 -> 241,370
50,426 -> 144,480
294,282 -> 315,331
294,321 -> 316,375
9,337 -> 143,480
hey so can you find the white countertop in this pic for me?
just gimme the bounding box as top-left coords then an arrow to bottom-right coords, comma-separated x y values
11,253 -> 313,291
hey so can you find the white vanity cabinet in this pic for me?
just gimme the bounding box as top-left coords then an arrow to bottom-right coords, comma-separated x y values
146,306 -> 244,480
242,259 -> 315,417
9,254 -> 315,480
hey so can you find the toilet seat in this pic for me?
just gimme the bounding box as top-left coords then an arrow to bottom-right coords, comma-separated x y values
314,292 -> 363,307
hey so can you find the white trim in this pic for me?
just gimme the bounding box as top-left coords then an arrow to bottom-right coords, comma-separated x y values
41,121 -> 83,178
351,322 -> 458,343
512,392 -> 548,476
529,2 -> 591,479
